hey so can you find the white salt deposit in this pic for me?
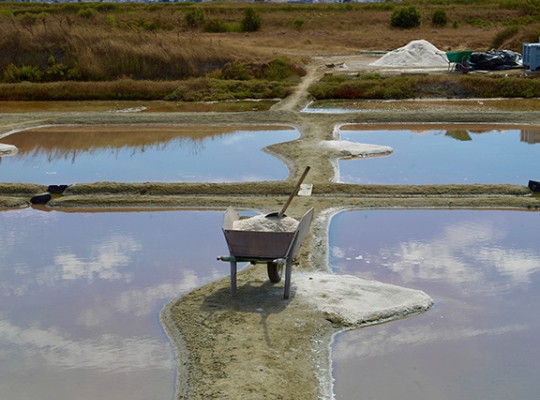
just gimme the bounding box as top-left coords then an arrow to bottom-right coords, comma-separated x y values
370,39 -> 448,67
0,143 -> 18,156
233,214 -> 299,232
294,272 -> 433,327
319,140 -> 393,158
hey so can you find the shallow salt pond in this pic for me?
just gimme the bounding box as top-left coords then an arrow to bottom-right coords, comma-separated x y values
0,125 -> 297,184
338,124 -> 540,185
329,209 -> 540,399
0,208 -> 229,400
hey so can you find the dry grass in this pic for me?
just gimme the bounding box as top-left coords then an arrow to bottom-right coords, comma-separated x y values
1,1 -> 539,100
0,1 -> 537,77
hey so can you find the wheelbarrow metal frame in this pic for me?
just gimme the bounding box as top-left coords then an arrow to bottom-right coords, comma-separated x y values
446,50 -> 474,72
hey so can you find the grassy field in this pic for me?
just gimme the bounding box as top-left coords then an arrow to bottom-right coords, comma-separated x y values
1,0 -> 539,100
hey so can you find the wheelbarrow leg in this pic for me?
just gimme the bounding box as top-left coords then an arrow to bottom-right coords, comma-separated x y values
230,260 -> 237,296
283,258 -> 293,299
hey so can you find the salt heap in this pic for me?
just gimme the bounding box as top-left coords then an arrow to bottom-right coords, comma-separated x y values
318,140 -> 393,158
370,39 -> 448,67
0,143 -> 18,156
233,214 -> 299,232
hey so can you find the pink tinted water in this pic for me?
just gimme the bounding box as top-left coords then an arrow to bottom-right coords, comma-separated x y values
0,125 -> 297,184
339,125 -> 540,184
0,208 -> 229,400
329,209 -> 540,399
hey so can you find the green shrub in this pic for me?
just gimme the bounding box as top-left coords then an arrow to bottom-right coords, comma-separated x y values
240,8 -> 262,32
391,6 -> 421,29
293,18 -> 304,31
263,57 -> 304,81
431,9 -> 448,27
106,14 -> 116,27
17,12 -> 40,26
222,61 -> 252,80
185,7 -> 205,28
204,18 -> 229,33
77,8 -> 97,19
44,56 -> 80,82
360,73 -> 382,80
3,64 -> 43,83
0,9 -> 14,18
220,58 -> 304,82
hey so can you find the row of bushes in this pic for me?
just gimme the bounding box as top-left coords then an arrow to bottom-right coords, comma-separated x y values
308,73 -> 540,100
0,79 -> 178,101
0,72 -> 295,102
0,5 -> 454,31
4,1 -> 537,33
2,55 -> 304,83
0,48 -> 303,101
6,72 -> 539,102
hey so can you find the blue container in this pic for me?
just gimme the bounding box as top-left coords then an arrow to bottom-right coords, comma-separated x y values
523,39 -> 540,71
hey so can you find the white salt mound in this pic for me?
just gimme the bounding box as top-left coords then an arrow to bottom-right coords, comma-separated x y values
233,215 -> 299,232
294,272 -> 433,327
319,140 -> 392,158
0,143 -> 18,156
371,39 -> 448,67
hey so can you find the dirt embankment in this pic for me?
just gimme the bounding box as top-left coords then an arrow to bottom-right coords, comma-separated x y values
1,54 -> 540,400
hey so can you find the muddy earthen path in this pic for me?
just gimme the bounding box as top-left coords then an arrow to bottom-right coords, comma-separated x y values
1,54 -> 540,400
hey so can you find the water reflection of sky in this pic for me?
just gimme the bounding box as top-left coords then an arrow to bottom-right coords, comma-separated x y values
0,125 -> 297,184
338,127 -> 540,184
0,209 -> 229,400
329,210 -> 540,400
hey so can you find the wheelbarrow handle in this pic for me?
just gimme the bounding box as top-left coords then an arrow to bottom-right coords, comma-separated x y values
278,166 -> 310,218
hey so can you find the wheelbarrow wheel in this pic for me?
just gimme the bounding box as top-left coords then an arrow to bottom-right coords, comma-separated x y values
456,60 -> 471,73
267,262 -> 283,283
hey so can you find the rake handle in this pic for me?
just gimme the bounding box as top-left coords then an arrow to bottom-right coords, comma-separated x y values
278,166 -> 310,218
